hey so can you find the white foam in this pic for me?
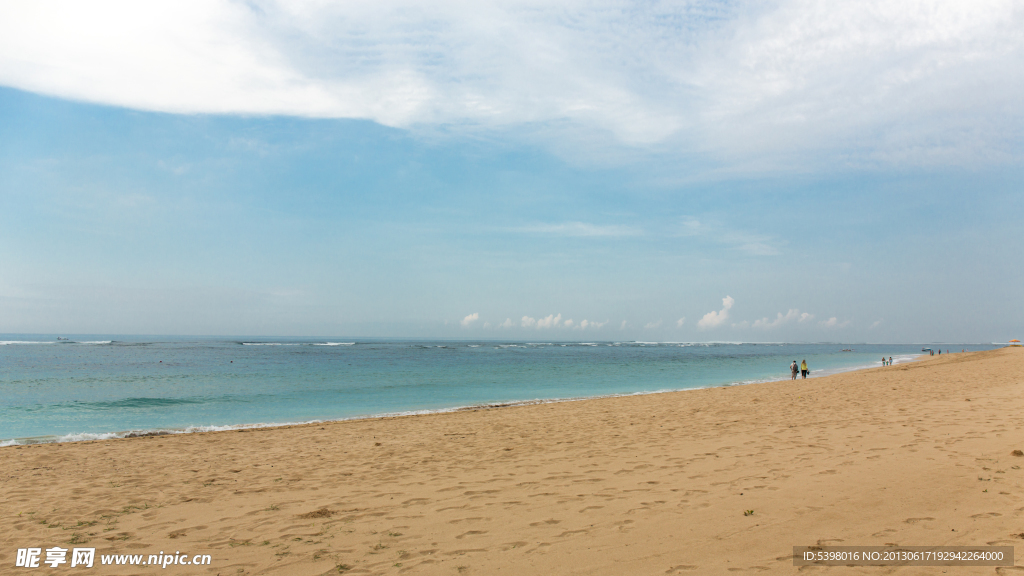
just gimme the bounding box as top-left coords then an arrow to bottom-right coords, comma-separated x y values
313,342 -> 355,346
53,431 -> 123,443
0,339 -> 110,345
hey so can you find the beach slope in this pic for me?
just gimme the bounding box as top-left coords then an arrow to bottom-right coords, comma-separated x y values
3,347 -> 1023,574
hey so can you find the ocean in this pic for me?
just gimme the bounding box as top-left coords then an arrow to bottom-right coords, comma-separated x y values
0,336 -> 996,445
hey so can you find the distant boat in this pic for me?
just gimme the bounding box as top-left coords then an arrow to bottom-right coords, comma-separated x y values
841,348 -> 853,352
56,337 -> 69,341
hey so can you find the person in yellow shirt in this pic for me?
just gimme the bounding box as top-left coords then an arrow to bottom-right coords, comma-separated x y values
800,359 -> 808,379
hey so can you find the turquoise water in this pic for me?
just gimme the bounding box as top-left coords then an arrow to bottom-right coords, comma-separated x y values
0,336 -> 995,444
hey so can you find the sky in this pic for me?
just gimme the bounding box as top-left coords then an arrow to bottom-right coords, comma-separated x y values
0,0 -> 1022,342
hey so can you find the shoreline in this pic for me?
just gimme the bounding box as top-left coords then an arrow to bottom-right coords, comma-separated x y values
3,347 -> 1022,574
1,351 -> 926,447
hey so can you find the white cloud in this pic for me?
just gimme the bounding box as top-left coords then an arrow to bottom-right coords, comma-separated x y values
499,318 -> 513,328
619,320 -> 627,330
563,319 -> 574,328
521,313 -> 563,328
2,1 -> 1021,168
677,218 -> 782,256
483,321 -> 491,328
698,295 -> 734,329
579,319 -> 607,330
460,312 -> 479,327
820,317 -> 850,328
870,319 -> 883,329
676,317 -> 685,327
752,308 -> 811,329
535,313 -> 562,328
515,222 -> 642,237
644,320 -> 662,329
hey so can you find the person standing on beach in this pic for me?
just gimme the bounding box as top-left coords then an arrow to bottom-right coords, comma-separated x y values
882,356 -> 887,366
800,359 -> 808,379
791,360 -> 799,380
889,356 -> 893,366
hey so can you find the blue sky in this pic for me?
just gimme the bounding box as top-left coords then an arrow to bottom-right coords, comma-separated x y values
1,1 -> 1022,342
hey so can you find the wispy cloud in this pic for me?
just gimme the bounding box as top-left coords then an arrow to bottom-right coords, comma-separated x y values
698,295 -> 734,329
3,1 -> 1019,168
676,317 -> 685,327
514,222 -> 642,237
752,309 -> 813,329
644,320 -> 662,329
678,218 -> 781,256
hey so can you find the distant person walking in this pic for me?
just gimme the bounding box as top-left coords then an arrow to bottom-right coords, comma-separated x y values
791,360 -> 799,380
800,359 -> 808,379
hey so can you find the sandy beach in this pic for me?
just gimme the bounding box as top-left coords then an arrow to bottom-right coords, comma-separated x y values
3,347 -> 1022,575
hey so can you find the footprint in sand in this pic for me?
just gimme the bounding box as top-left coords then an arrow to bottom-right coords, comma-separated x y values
443,548 -> 487,556
448,517 -> 485,524
455,530 -> 487,539
904,517 -> 935,524
615,521 -> 635,532
665,565 -> 698,573
970,512 -> 1002,518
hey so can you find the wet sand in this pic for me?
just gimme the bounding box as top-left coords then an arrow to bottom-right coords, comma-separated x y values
3,347 -> 1023,575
